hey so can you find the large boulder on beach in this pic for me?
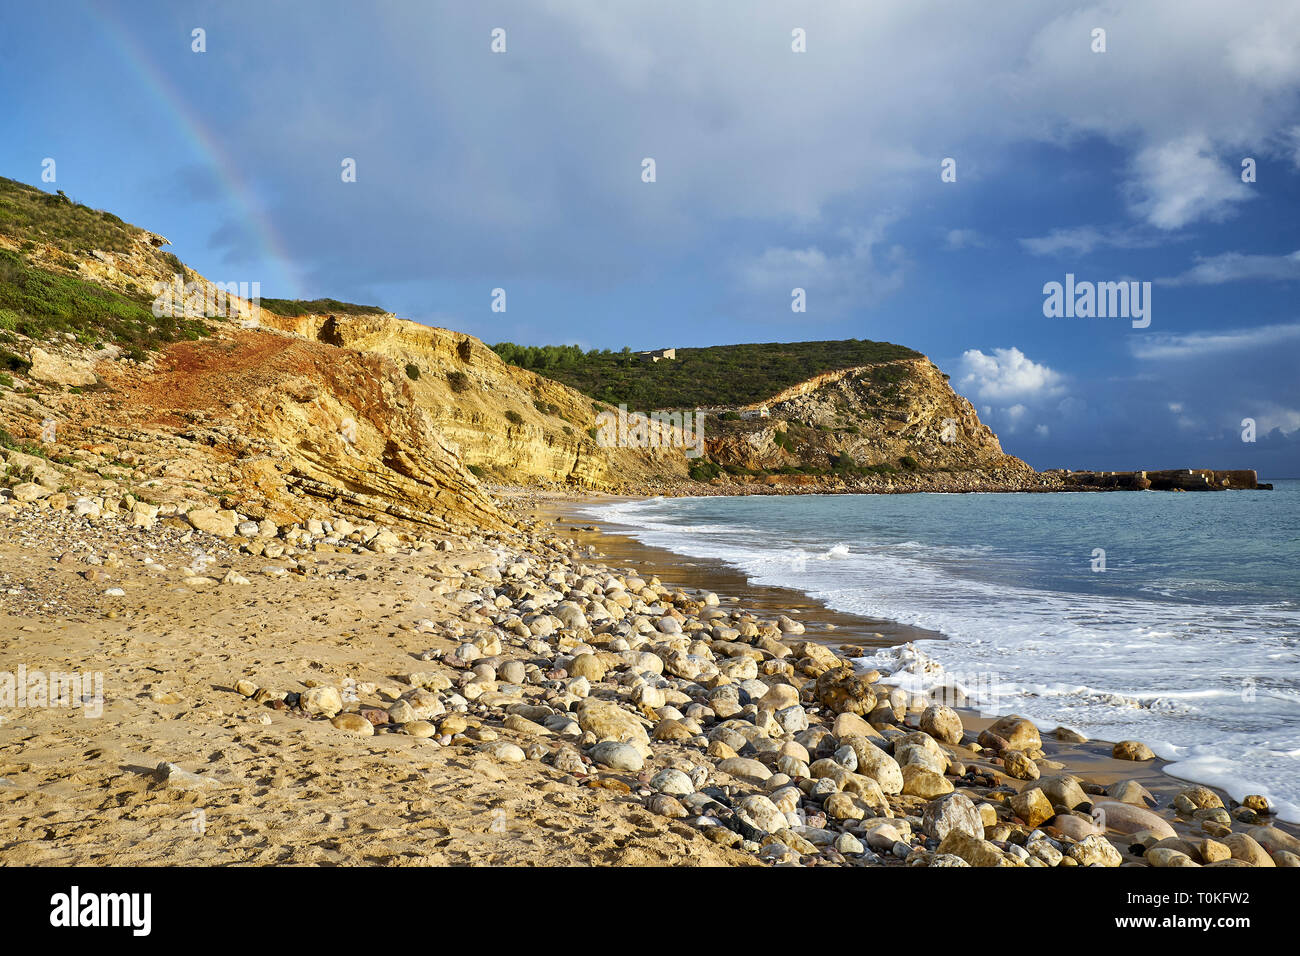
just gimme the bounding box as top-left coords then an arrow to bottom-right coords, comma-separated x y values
937,830 -> 1021,867
1248,826 -> 1300,859
1010,787 -> 1055,828
920,704 -> 963,744
1107,779 -> 1156,806
567,653 -> 607,681
553,602 -> 589,630
1066,834 -> 1123,867
1038,774 -> 1089,810
1112,740 -> 1155,760
1050,813 -> 1103,841
839,736 -> 903,793
1003,750 -> 1040,780
758,684 -> 801,711
814,665 -> 877,715
576,699 -> 650,755
1091,801 -> 1176,839
1221,833 -> 1275,867
301,686 -> 343,718
832,712 -> 877,739
736,794 -> 787,834
901,765 -> 953,798
717,757 -> 772,785
588,740 -> 644,772
186,508 -> 237,537
923,792 -> 983,842
985,715 -> 1042,752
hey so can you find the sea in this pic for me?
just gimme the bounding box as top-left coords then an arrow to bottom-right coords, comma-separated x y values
582,480 -> 1300,821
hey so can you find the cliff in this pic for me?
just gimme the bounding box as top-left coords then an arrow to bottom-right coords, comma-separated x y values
0,176 -> 1082,535
253,311 -> 692,490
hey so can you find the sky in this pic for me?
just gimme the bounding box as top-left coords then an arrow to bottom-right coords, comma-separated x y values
1,0 -> 1298,475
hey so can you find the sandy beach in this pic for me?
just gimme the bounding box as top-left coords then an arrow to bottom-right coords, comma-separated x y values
1,483 -> 1295,869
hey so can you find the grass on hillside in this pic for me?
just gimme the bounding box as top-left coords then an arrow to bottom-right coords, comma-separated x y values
0,250 -> 209,360
489,339 -> 922,409
259,297 -> 388,317
0,177 -> 143,255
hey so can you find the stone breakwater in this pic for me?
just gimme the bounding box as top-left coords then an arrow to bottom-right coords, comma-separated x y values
2,486 -> 1297,868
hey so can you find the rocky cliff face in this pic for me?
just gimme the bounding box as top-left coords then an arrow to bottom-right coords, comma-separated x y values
255,311 -> 692,490
250,312 -> 1036,494
700,358 -> 1038,491
1,326 -> 505,532
1,186 -> 1041,529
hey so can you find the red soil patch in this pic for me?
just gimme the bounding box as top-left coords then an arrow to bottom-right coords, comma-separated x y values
98,331 -> 327,429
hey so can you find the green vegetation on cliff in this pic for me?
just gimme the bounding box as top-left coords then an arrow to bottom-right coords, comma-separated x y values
489,338 -> 922,409
0,250 -> 208,358
0,177 -> 143,255
259,297 -> 388,317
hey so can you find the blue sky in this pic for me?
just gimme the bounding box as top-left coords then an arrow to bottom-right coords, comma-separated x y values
2,1 -> 1298,475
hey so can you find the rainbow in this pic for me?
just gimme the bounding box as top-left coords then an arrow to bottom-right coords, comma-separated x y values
84,0 -> 303,298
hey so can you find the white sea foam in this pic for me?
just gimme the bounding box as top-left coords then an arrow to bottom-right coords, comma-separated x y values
582,494 -> 1300,822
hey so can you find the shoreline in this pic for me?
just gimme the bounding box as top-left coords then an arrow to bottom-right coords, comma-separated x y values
518,487 -> 1300,835
2,481 -> 1296,868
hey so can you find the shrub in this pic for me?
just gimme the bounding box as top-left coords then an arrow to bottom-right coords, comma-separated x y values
467,464 -> 486,479
723,463 -> 758,476
446,370 -> 470,393
505,410 -> 524,426
900,455 -> 920,471
0,350 -> 30,373
161,252 -> 186,278
257,297 -> 386,317
688,460 -> 722,482
0,250 -> 207,353
404,362 -> 420,380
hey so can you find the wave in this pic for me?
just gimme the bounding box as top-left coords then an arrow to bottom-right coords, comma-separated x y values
581,494 -> 1300,821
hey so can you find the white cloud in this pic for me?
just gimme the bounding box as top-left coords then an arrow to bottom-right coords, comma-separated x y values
1034,424 -> 1050,438
1019,225 -> 1164,257
1253,404 -> 1300,436
219,1 -> 1300,284
1020,226 -> 1106,257
736,219 -> 906,313
944,228 -> 985,251
956,347 -> 1066,436
957,347 -> 1066,402
1125,135 -> 1253,230
1131,323 -> 1300,360
1158,250 -> 1300,286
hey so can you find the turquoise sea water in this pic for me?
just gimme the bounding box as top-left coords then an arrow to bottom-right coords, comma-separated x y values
585,481 -> 1300,820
